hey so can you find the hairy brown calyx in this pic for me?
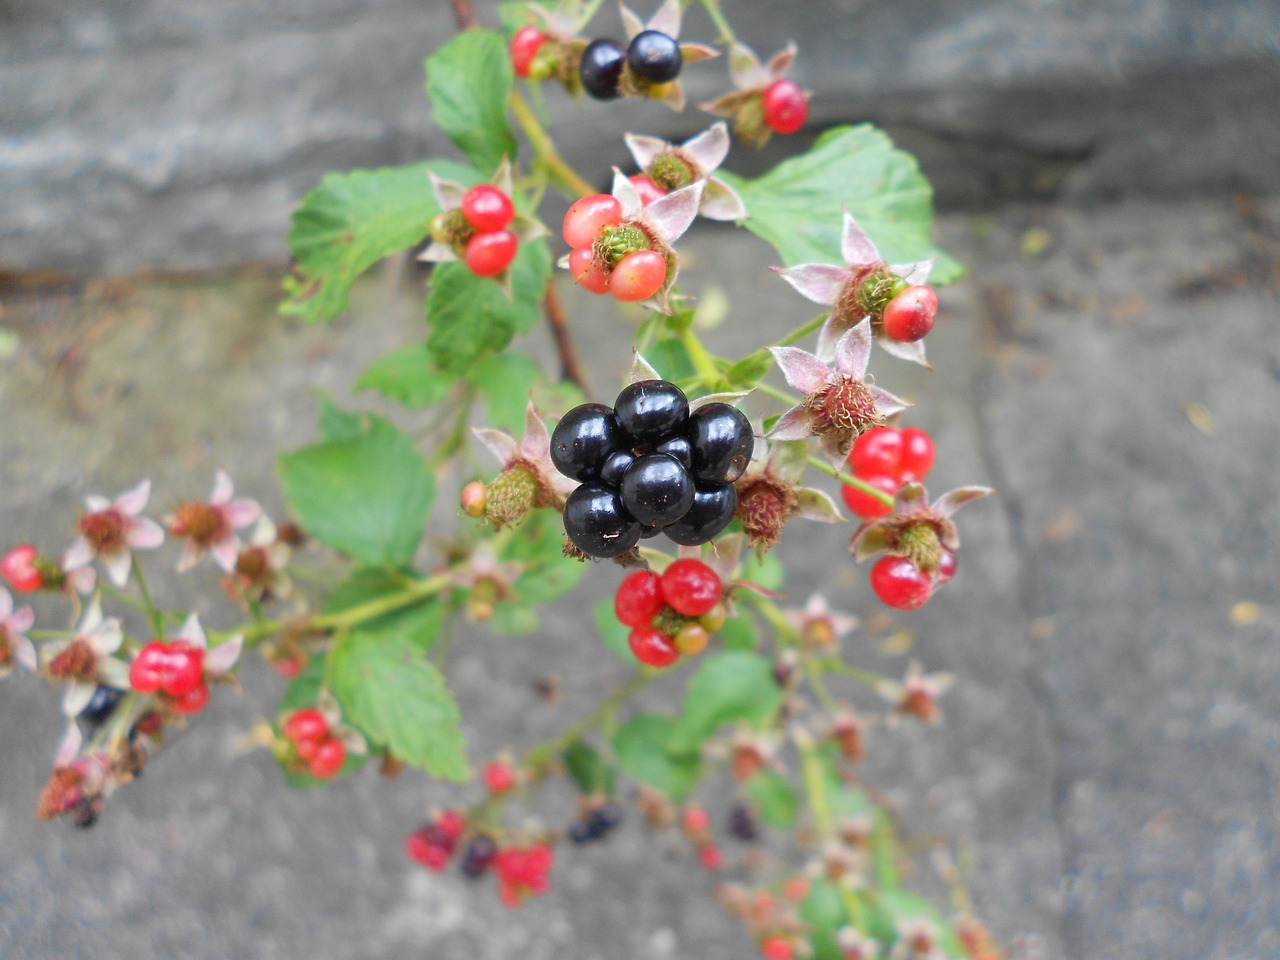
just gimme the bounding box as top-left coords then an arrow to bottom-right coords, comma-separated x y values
47,639 -> 98,683
804,376 -> 883,455
173,502 -> 229,546
79,509 -> 125,554
484,464 -> 539,529
734,476 -> 797,551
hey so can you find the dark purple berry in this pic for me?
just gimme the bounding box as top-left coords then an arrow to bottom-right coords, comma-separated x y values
729,803 -> 760,842
80,685 -> 125,727
620,453 -> 695,527
664,483 -> 737,546
461,835 -> 497,877
550,403 -> 622,482
626,30 -> 682,84
569,819 -> 597,844
599,449 -> 637,488
614,380 -> 688,446
640,524 -> 664,539
688,402 -> 754,483
580,38 -> 626,100
655,434 -> 693,470
590,802 -> 624,833
563,482 -> 642,558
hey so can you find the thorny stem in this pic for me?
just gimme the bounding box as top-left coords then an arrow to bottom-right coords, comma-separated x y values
543,282 -> 592,394
131,561 -> 165,638
807,456 -> 897,508
509,91 -> 595,199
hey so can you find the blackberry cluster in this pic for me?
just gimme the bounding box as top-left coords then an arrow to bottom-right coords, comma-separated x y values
551,380 -> 753,558
579,29 -> 683,100
568,802 -> 625,844
460,835 -> 499,878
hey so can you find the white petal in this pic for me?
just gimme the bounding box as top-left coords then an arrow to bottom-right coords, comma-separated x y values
126,516 -> 166,550
93,618 -> 124,656
766,406 -> 814,441
63,683 -> 95,718
75,595 -> 102,633
840,210 -> 881,267
689,390 -> 752,411
9,604 -> 34,634
102,550 -> 133,588
205,634 -> 243,675
877,336 -> 931,368
682,122 -> 730,174
770,345 -> 831,394
642,181 -> 703,244
629,351 -> 663,384
764,42 -> 797,79
62,538 -> 94,572
317,689 -> 343,727
68,566 -> 96,596
84,495 -> 111,513
223,499 -> 261,529
249,515 -> 277,547
775,262 -> 846,306
492,157 -> 514,195
624,133 -> 668,170
416,241 -> 458,264
176,539 -> 203,574
178,613 -> 207,649
556,251 -> 572,270
794,487 -> 844,523
14,635 -> 37,673
55,724 -> 83,767
99,658 -> 129,688
728,41 -> 766,90
473,427 -> 519,466
114,479 -> 152,516
699,178 -> 748,222
338,726 -> 368,756
211,536 -> 241,573
428,171 -> 465,211
703,533 -> 743,580
867,384 -> 911,418
834,320 -> 873,379
677,43 -> 718,65
932,486 -> 994,519
0,588 -> 10,620
646,0 -> 682,37
210,469 -> 234,506
518,400 -> 553,461
611,168 -> 643,219
890,259 -> 934,285
618,1 -> 645,41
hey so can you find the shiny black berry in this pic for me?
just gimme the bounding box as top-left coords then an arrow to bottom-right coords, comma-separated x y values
614,379 -> 688,446
564,482 -> 642,558
80,685 -> 125,727
620,453 -> 695,527
590,802 -> 624,832
580,38 -> 626,100
664,482 -> 737,545
729,803 -> 760,842
569,819 -> 597,844
461,835 -> 497,877
599,449 -> 637,488
689,402 -> 754,483
551,403 -> 622,482
640,524 -> 664,539
626,30 -> 682,84
655,434 -> 693,471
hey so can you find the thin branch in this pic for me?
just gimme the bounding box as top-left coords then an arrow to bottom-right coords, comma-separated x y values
543,281 -> 592,395
449,0 -> 478,30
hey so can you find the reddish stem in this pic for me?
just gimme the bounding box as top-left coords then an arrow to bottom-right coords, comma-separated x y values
449,0 -> 477,30
543,282 -> 591,395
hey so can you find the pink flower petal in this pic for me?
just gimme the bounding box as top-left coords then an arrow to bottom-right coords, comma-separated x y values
55,724 -> 83,767
682,122 -> 731,173
126,516 -> 166,550
205,634 -> 243,675
764,42 -> 797,79
624,133 -> 668,170
518,400 -> 552,461
840,210 -> 881,267
766,405 -> 814,441
775,263 -> 847,306
211,536 -> 241,573
867,384 -> 911,418
0,588 -> 11,620
102,550 -> 133,588
14,636 -> 37,673
646,0 -> 682,38
337,726 -> 368,755
178,613 -> 208,649
877,336 -> 931,368
10,605 -> 34,634
699,178 -> 748,222
890,259 -> 934,285
67,566 -> 97,596
84,495 -> 111,513
473,427 -> 519,466
834,321 -> 873,379
702,533 -> 744,580
794,487 -> 844,523
893,482 -> 929,514
62,537 -> 94,572
428,171 -> 465,212
641,180 -> 703,244
769,345 -> 832,394
223,499 -> 261,529
176,539 -> 203,574
207,470 -> 233,506
611,168 -> 643,219
933,486 -> 994,519
728,41 -> 766,90
114,479 -> 152,516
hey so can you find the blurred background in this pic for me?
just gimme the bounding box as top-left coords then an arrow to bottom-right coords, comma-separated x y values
2,1 -> 1278,958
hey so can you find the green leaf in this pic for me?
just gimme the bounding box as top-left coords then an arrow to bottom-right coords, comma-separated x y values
468,353 -> 584,436
426,239 -> 552,373
424,29 -> 518,173
324,568 -> 446,651
330,633 -> 469,781
723,351 -> 771,388
498,1 -> 530,33
355,342 -> 455,410
612,713 -> 701,800
874,890 -> 966,958
718,614 -> 758,651
316,393 -> 372,441
501,509 -> 585,605
277,658 -> 370,788
719,125 -> 963,285
278,416 -> 435,566
593,596 -> 632,660
740,550 -> 785,591
800,880 -> 851,960
671,652 -> 783,751
564,740 -> 616,796
644,337 -> 695,382
281,160 -> 474,324
744,768 -> 797,829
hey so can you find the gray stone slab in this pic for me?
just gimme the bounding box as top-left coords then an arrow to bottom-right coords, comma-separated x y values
1,195 -> 1278,958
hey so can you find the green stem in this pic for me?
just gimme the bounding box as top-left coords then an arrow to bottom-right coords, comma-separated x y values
798,736 -> 868,930
28,629 -> 76,641
680,326 -> 724,390
524,668 -> 657,771
807,456 -> 896,508
98,580 -> 150,617
509,91 -> 595,199
753,380 -> 796,405
812,656 -> 888,689
130,561 -> 165,637
699,0 -> 737,43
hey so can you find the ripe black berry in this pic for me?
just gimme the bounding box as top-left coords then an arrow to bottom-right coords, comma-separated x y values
599,449 -> 637,488
620,453 -> 695,527
664,483 -> 737,545
729,803 -> 760,842
569,819 -> 597,844
688,403 -> 754,483
461,835 -> 497,877
564,482 -> 642,558
626,30 -> 682,84
614,380 -> 688,446
551,403 -> 622,482
80,684 -> 125,727
580,38 -> 626,100
590,802 -> 624,832
655,434 -> 694,470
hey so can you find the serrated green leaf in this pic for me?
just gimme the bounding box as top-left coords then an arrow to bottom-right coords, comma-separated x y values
281,160 -> 474,324
723,351 -> 771,388
564,740 -> 616,796
499,507 -> 585,606
277,657 -> 370,788
670,651 -> 783,751
468,353 -> 584,436
324,568 -> 446,651
278,417 -> 435,566
330,633 -> 469,781
719,125 -> 962,285
744,768 -> 797,828
424,29 -> 518,173
426,239 -> 552,373
612,713 -> 701,800
355,342 -> 455,410
593,596 -> 632,660
316,393 -> 373,441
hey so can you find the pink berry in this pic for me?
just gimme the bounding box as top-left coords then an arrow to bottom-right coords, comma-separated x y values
660,558 -> 723,617
935,550 -> 957,586
849,426 -> 903,476
1,544 -> 42,592
869,555 -> 933,610
167,681 -> 210,715
628,626 -> 680,668
840,472 -> 898,519
308,738 -> 346,779
628,175 -> 667,206
898,427 -> 936,478
562,194 -> 623,248
568,246 -> 610,294
682,805 -> 710,834
761,79 -> 808,135
698,844 -> 723,871
162,641 -> 206,696
882,285 -> 938,343
405,830 -> 452,870
614,570 -> 665,627
129,642 -> 171,693
461,184 -> 515,233
464,230 -> 518,277
610,250 -> 667,302
484,760 -> 517,794
283,707 -> 330,746
760,936 -> 795,960
510,26 -> 548,79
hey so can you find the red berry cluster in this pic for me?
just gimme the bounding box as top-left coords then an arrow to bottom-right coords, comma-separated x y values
430,184 -> 520,278
1,544 -> 43,592
615,559 -> 725,668
681,805 -> 724,871
563,194 -> 667,301
869,552 -> 955,611
761,78 -> 808,135
404,809 -> 466,871
840,425 -> 935,518
494,843 -> 555,907
881,284 -> 938,343
510,26 -> 549,79
129,641 -> 209,714
281,707 -> 347,779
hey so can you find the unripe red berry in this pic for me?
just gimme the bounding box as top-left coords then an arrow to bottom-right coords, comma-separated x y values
869,555 -> 933,610
898,426 -> 936,479
840,472 -> 898,519
1,544 -> 42,592
849,426 -> 903,476
460,480 -> 488,518
761,79 -> 808,135
162,641 -> 206,696
283,707 -> 330,746
167,681 -> 210,715
129,642 -> 170,693
568,246 -> 611,294
464,230 -> 519,277
563,194 -> 623,249
660,559 -> 722,617
698,843 -> 724,871
461,184 -> 515,233
628,175 -> 667,206
682,805 -> 710,834
673,622 -> 710,656
484,759 -> 517,794
609,249 -> 667,302
614,570 -> 665,627
628,626 -> 680,668
510,26 -> 549,79
935,550 -> 958,585
308,738 -> 346,779
882,285 -> 938,343
760,936 -> 795,960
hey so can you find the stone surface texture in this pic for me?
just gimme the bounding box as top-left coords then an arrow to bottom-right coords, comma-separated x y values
1,194 -> 1278,958
3,0 -> 1280,274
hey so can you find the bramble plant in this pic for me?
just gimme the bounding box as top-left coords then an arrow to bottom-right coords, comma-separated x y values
4,0 -> 1005,956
